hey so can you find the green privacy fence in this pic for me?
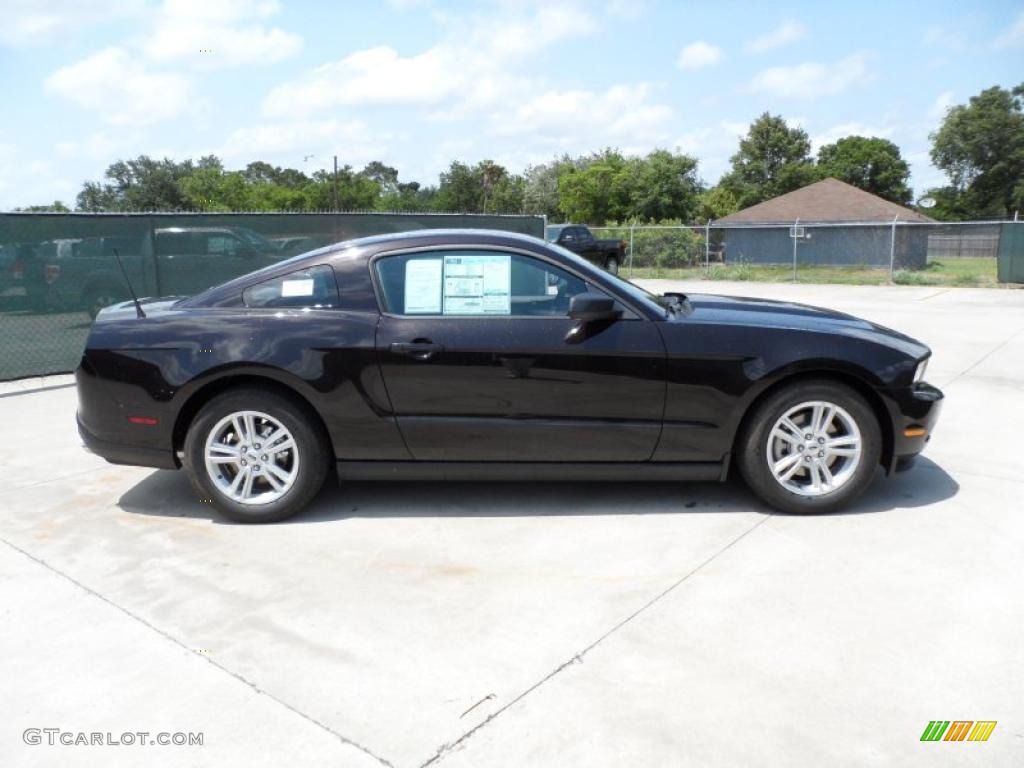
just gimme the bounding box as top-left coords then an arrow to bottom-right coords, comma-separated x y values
0,211 -> 544,381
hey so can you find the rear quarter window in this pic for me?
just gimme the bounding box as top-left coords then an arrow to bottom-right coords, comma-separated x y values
242,264 -> 339,309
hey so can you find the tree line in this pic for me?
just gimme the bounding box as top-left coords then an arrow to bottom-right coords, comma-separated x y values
18,83 -> 1022,223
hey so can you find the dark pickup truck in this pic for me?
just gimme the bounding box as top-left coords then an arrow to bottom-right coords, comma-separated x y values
545,224 -> 627,274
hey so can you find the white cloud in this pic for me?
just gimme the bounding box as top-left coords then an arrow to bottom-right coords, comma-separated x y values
928,91 -> 955,120
55,130 -> 138,161
45,47 -> 190,126
749,52 -> 872,99
0,0 -> 144,47
676,41 -> 722,70
606,0 -> 648,19
146,0 -> 302,67
220,118 -> 395,176
263,46 -> 461,117
924,24 -> 966,51
993,12 -> 1024,49
42,0 -> 301,125
810,122 -> 896,152
744,20 -> 806,53
263,2 -> 596,117
491,83 -> 672,142
483,3 -> 596,58
224,119 -> 377,156
673,121 -> 748,182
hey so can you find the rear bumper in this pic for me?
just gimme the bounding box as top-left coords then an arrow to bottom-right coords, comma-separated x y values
77,413 -> 178,470
884,382 -> 944,474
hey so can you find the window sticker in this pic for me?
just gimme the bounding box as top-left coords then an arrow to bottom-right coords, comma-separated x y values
280,278 -> 314,297
443,254 -> 511,315
404,258 -> 443,313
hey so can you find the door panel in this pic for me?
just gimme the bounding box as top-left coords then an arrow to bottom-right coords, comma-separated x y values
376,315 -> 666,461
372,247 -> 666,462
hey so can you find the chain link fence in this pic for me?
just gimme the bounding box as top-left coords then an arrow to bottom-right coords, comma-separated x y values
0,211 -> 544,381
2,213 -> 1019,381
590,221 -> 1021,286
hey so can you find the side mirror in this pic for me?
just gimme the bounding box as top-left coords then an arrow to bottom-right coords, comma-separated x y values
568,293 -> 621,322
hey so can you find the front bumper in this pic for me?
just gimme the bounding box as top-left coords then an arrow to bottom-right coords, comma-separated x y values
883,382 -> 944,474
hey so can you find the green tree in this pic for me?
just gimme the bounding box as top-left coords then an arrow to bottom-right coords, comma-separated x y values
930,83 -> 1024,217
304,166 -> 380,210
359,161 -> 400,194
618,149 -> 702,222
556,149 -> 628,224
523,156 -> 579,219
696,186 -> 740,221
14,200 -> 70,212
436,161 -> 483,212
377,181 -> 439,212
816,136 -> 912,204
434,159 -> 524,213
75,155 -> 221,211
720,113 -> 818,207
241,161 -> 309,190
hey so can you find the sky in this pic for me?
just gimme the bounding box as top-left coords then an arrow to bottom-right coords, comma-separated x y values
0,0 -> 1022,210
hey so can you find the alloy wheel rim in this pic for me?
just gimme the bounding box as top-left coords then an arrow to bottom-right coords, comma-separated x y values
766,400 -> 862,497
204,410 -> 299,505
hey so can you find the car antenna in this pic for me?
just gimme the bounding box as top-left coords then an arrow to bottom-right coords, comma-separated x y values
112,248 -> 146,318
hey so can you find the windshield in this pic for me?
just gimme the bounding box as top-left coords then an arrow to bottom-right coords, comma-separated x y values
544,225 -> 566,242
233,227 -> 273,248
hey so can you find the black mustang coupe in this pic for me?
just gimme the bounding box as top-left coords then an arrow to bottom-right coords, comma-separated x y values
76,229 -> 943,523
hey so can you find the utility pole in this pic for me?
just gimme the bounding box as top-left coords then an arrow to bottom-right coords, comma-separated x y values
792,218 -> 799,282
888,215 -> 899,281
332,155 -> 339,212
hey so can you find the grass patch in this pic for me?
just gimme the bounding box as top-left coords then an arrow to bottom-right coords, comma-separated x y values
629,256 -> 998,287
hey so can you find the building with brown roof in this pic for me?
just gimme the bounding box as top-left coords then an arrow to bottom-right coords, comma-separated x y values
717,177 -> 933,224
716,178 -> 934,268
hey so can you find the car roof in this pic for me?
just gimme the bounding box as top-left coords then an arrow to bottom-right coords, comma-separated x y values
179,228 -> 552,307
339,228 -> 546,250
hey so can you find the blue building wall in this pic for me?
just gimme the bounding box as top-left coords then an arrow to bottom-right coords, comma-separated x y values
722,225 -> 928,268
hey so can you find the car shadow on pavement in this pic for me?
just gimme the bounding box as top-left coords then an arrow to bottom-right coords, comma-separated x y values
117,457 -> 959,524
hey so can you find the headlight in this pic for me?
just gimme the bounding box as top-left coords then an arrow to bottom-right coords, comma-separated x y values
913,358 -> 928,383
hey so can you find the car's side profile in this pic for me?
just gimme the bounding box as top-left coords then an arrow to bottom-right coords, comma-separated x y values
76,229 -> 943,523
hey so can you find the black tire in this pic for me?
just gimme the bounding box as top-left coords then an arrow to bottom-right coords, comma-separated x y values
604,254 -> 620,274
183,388 -> 329,523
736,379 -> 882,514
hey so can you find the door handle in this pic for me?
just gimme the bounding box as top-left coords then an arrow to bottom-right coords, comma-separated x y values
390,340 -> 444,360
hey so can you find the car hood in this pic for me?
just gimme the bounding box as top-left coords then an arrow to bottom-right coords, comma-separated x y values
677,293 -> 929,358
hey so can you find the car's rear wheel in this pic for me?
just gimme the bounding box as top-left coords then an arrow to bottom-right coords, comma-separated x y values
604,255 -> 620,274
737,380 -> 881,514
183,388 -> 328,523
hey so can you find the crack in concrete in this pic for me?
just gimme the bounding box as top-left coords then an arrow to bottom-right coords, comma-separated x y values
1,537 -> 396,768
419,513 -> 773,767
945,325 -> 1024,387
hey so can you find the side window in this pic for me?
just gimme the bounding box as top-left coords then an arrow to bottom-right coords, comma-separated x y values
560,228 -> 577,244
375,251 -> 587,317
242,264 -> 339,309
206,234 -> 239,256
577,227 -> 594,243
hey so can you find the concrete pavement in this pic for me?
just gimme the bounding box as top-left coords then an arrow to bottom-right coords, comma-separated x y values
1,281 -> 1022,766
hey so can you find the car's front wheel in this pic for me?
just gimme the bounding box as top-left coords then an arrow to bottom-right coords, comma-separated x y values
183,388 -> 329,523
737,380 -> 881,514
